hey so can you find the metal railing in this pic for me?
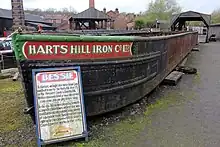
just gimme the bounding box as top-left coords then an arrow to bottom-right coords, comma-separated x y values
0,29 -> 20,72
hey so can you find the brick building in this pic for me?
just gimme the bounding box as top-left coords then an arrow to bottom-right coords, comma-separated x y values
44,14 -> 71,26
56,0 -> 137,30
104,8 -> 136,30
57,19 -> 70,30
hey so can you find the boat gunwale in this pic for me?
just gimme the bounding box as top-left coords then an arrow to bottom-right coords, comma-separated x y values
13,31 -> 198,42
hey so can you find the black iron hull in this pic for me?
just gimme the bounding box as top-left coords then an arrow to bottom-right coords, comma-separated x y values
18,32 -> 198,121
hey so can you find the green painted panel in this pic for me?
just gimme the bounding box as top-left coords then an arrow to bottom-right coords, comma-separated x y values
15,33 -> 136,42
12,33 -> 26,61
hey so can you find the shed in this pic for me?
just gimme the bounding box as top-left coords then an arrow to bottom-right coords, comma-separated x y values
69,7 -> 111,30
171,11 -> 211,42
171,11 -> 211,30
209,23 -> 220,40
26,22 -> 56,31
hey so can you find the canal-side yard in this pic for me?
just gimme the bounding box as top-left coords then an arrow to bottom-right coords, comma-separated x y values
1,42 -> 220,147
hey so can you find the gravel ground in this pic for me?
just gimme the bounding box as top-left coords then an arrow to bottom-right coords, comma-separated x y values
1,42 -> 220,147
133,42 -> 220,147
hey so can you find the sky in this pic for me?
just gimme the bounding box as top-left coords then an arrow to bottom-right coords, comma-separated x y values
1,0 -> 220,14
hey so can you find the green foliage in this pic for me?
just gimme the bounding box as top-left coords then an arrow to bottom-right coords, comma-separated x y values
211,8 -> 220,24
135,0 -> 182,27
135,19 -> 145,29
187,21 -> 204,26
147,0 -> 181,21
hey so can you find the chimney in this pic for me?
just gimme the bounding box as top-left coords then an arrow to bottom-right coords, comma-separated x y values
115,8 -> 119,14
11,0 -> 25,30
89,0 -> 95,8
103,8 -> 106,13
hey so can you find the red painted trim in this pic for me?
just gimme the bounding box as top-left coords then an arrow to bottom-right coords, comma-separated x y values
22,41 -> 133,60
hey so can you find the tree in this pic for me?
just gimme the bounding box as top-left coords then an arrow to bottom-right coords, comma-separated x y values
25,8 -> 43,15
211,8 -> 220,23
24,7 -> 77,16
135,19 -> 145,29
146,0 -> 182,21
135,0 -> 182,27
45,8 -> 57,14
60,7 -> 77,15
187,21 -> 204,26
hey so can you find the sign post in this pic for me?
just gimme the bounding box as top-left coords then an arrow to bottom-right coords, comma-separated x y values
32,66 -> 88,147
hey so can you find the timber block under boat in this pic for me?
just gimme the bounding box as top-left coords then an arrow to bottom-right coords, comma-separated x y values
163,71 -> 184,86
192,47 -> 200,51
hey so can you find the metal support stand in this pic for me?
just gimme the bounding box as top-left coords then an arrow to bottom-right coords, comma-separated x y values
0,53 -> 4,73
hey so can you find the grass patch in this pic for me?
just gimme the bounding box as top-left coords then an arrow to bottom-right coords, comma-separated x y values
0,79 -> 26,133
193,72 -> 201,84
0,79 -> 21,93
21,140 -> 37,147
0,79 -> 36,146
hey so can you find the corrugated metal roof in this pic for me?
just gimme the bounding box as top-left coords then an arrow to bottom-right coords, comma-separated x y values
73,8 -> 109,20
0,8 -> 45,23
26,22 -> 56,28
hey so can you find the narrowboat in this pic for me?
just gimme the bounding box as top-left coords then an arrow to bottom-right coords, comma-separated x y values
12,30 -> 198,122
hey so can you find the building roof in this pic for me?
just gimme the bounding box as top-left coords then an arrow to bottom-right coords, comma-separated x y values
107,10 -> 116,14
171,11 -> 211,27
26,22 -> 56,28
72,7 -> 109,20
210,23 -> 220,27
0,8 -> 45,23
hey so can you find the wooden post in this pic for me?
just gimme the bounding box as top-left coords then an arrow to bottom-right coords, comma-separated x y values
101,21 -> 103,29
69,17 -> 73,30
105,20 -> 107,29
0,66 -> 1,74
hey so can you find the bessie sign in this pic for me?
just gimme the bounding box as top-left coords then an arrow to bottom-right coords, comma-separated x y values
22,41 -> 133,60
36,71 -> 77,83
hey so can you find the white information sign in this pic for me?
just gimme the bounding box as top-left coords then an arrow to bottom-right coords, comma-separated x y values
32,67 -> 87,146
